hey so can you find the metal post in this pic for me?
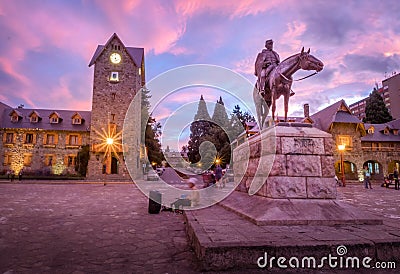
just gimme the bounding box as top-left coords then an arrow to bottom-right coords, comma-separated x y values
341,151 -> 346,187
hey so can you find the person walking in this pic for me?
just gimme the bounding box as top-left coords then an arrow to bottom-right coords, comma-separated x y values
363,166 -> 372,189
394,168 -> 399,190
214,164 -> 223,189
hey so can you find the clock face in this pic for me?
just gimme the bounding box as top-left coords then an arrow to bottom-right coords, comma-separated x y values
110,53 -> 121,64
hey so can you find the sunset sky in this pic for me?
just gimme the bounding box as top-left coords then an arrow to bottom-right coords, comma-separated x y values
1,0 -> 400,149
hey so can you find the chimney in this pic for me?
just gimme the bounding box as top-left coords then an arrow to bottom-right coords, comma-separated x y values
304,103 -> 310,118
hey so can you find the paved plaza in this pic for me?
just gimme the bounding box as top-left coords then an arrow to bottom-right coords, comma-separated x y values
0,180 -> 399,273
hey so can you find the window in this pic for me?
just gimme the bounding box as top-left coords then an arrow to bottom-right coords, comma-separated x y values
30,116 -> 38,123
67,156 -> 76,167
69,135 -> 79,145
46,134 -> 55,145
111,92 -> 116,100
11,115 -> 19,122
374,163 -> 380,174
25,133 -> 34,144
367,127 -> 374,134
138,68 -> 141,75
23,154 -> 32,166
5,133 -> 14,144
73,118 -> 81,125
111,114 -> 115,121
45,155 -> 54,166
337,135 -> 352,149
4,154 -> 12,165
110,71 -> 119,82
50,117 -> 59,124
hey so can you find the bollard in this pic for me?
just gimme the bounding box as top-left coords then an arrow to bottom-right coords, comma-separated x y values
148,190 -> 161,214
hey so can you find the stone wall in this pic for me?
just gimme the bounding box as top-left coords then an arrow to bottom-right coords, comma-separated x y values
233,124 -> 337,199
87,36 -> 142,180
1,129 -> 89,175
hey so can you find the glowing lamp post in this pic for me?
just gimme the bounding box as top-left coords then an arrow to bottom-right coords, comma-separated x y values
106,138 -> 114,145
338,144 -> 346,187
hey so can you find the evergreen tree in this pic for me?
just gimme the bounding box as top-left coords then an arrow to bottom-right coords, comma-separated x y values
209,97 -> 232,167
230,104 -> 256,137
187,95 -> 212,164
363,88 -> 393,124
232,105 -> 256,127
141,88 -> 164,165
75,145 -> 89,176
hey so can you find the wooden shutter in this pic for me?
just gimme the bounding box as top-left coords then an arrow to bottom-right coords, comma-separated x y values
54,134 -> 59,145
78,134 -> 82,145
43,134 -> 47,145
2,133 -> 6,143
33,133 -> 37,144
13,133 -> 16,144
65,134 -> 69,145
64,156 -> 68,166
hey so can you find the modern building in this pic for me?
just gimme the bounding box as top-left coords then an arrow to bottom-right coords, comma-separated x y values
0,33 -> 144,180
350,73 -> 399,120
382,73 -> 400,119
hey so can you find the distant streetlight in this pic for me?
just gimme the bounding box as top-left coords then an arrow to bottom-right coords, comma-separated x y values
338,144 -> 346,187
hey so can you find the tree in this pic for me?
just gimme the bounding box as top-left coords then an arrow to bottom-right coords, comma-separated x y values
141,88 -> 164,165
363,88 -> 393,124
187,95 -> 212,164
232,104 -> 256,127
75,145 -> 89,176
230,104 -> 256,137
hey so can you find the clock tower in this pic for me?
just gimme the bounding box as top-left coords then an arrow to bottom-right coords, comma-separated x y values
87,33 -> 144,180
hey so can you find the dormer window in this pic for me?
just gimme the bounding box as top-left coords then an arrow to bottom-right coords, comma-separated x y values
11,114 -> 19,123
73,118 -> 81,125
394,129 -> 399,136
384,128 -> 389,135
9,110 -> 22,123
110,71 -> 119,82
49,112 -> 62,124
29,111 -> 41,123
368,127 -> 374,134
71,112 -> 84,125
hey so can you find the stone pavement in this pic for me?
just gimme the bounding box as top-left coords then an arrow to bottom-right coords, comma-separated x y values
1,181 -> 400,273
0,182 -> 198,274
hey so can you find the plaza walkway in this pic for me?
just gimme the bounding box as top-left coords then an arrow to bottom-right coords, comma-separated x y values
0,180 -> 399,273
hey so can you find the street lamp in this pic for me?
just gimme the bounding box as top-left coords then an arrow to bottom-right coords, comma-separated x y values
338,144 -> 346,187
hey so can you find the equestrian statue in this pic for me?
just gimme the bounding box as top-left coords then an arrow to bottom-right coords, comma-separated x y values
253,39 -> 324,129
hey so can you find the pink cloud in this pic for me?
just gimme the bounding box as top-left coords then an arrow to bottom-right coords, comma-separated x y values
174,0 -> 286,19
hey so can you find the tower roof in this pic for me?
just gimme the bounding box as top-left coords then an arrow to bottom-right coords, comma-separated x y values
88,33 -> 144,67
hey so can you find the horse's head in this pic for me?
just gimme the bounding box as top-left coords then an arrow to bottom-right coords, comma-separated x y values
299,47 -> 324,72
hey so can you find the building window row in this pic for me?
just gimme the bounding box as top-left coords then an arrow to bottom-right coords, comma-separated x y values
3,132 -> 83,146
3,153 -> 77,168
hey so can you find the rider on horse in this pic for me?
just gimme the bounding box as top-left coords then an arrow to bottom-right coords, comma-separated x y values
254,39 -> 294,98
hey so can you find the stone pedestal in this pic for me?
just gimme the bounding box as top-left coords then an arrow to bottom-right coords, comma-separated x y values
231,123 -> 381,225
234,123 -> 336,199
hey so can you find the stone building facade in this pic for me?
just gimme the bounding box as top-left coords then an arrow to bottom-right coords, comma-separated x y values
0,108 -> 90,176
311,100 -> 400,181
0,34 -> 143,180
87,33 -> 143,180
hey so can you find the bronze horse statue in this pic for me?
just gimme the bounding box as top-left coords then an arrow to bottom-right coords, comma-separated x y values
253,47 -> 324,128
